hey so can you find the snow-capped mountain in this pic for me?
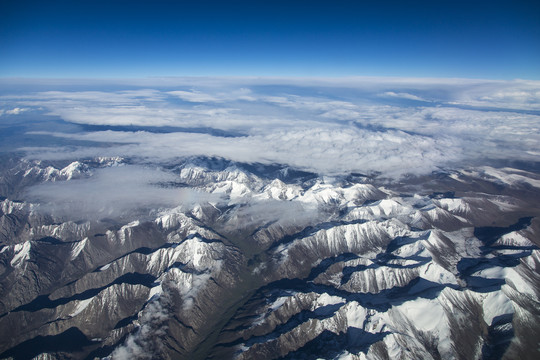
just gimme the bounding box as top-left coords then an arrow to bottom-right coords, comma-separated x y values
0,156 -> 538,360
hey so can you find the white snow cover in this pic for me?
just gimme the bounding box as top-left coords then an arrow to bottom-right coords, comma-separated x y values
480,167 -> 540,189
495,231 -> 535,247
70,238 -> 88,260
482,290 -> 514,326
473,266 -> 536,296
10,241 -> 31,267
147,283 -> 163,301
35,221 -> 91,240
146,246 -> 187,273
98,263 -> 112,271
23,161 -> 88,182
256,179 -> 302,201
1,199 -> 28,214
155,211 -> 191,230
59,161 -> 87,180
118,221 -> 140,244
436,198 -> 472,215
168,267 -> 212,310
69,298 -> 93,317
176,237 -> 224,270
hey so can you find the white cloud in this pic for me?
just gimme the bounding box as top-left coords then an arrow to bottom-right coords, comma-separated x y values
0,107 -> 29,116
109,296 -> 170,360
319,108 -> 361,120
167,88 -> 257,103
23,125 -> 461,178
227,198 -> 320,229
445,79 -> 540,110
168,90 -> 219,102
4,77 -> 539,179
379,91 -> 429,102
25,165 -> 218,221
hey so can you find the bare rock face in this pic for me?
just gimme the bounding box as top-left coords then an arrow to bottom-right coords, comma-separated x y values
0,157 -> 539,360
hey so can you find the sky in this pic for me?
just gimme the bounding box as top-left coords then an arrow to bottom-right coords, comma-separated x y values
1,0 -> 539,79
1,1 -> 540,216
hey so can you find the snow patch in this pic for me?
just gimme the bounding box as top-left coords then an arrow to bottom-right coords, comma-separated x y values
70,238 -> 88,260
70,298 -> 93,317
148,283 -> 163,301
393,297 -> 446,332
10,241 -> 31,267
482,291 -> 514,326
98,263 -> 112,271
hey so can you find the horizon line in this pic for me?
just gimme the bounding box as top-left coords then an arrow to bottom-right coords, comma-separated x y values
1,75 -> 539,84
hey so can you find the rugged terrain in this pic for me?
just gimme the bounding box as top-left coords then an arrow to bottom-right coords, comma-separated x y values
0,156 -> 539,360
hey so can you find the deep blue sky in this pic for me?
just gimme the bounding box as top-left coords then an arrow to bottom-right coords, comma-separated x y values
1,0 -> 539,79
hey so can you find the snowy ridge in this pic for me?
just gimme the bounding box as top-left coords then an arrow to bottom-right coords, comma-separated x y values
9,241 -> 31,268
255,179 -> 302,201
70,238 -> 88,260
0,198 -> 29,214
479,167 -> 540,189
34,221 -> 91,241
206,167 -> 540,359
180,164 -> 263,189
0,160 -> 539,359
22,161 -> 89,182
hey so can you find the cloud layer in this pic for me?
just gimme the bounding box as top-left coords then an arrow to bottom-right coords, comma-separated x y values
2,77 -> 539,179
25,165 -> 215,221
